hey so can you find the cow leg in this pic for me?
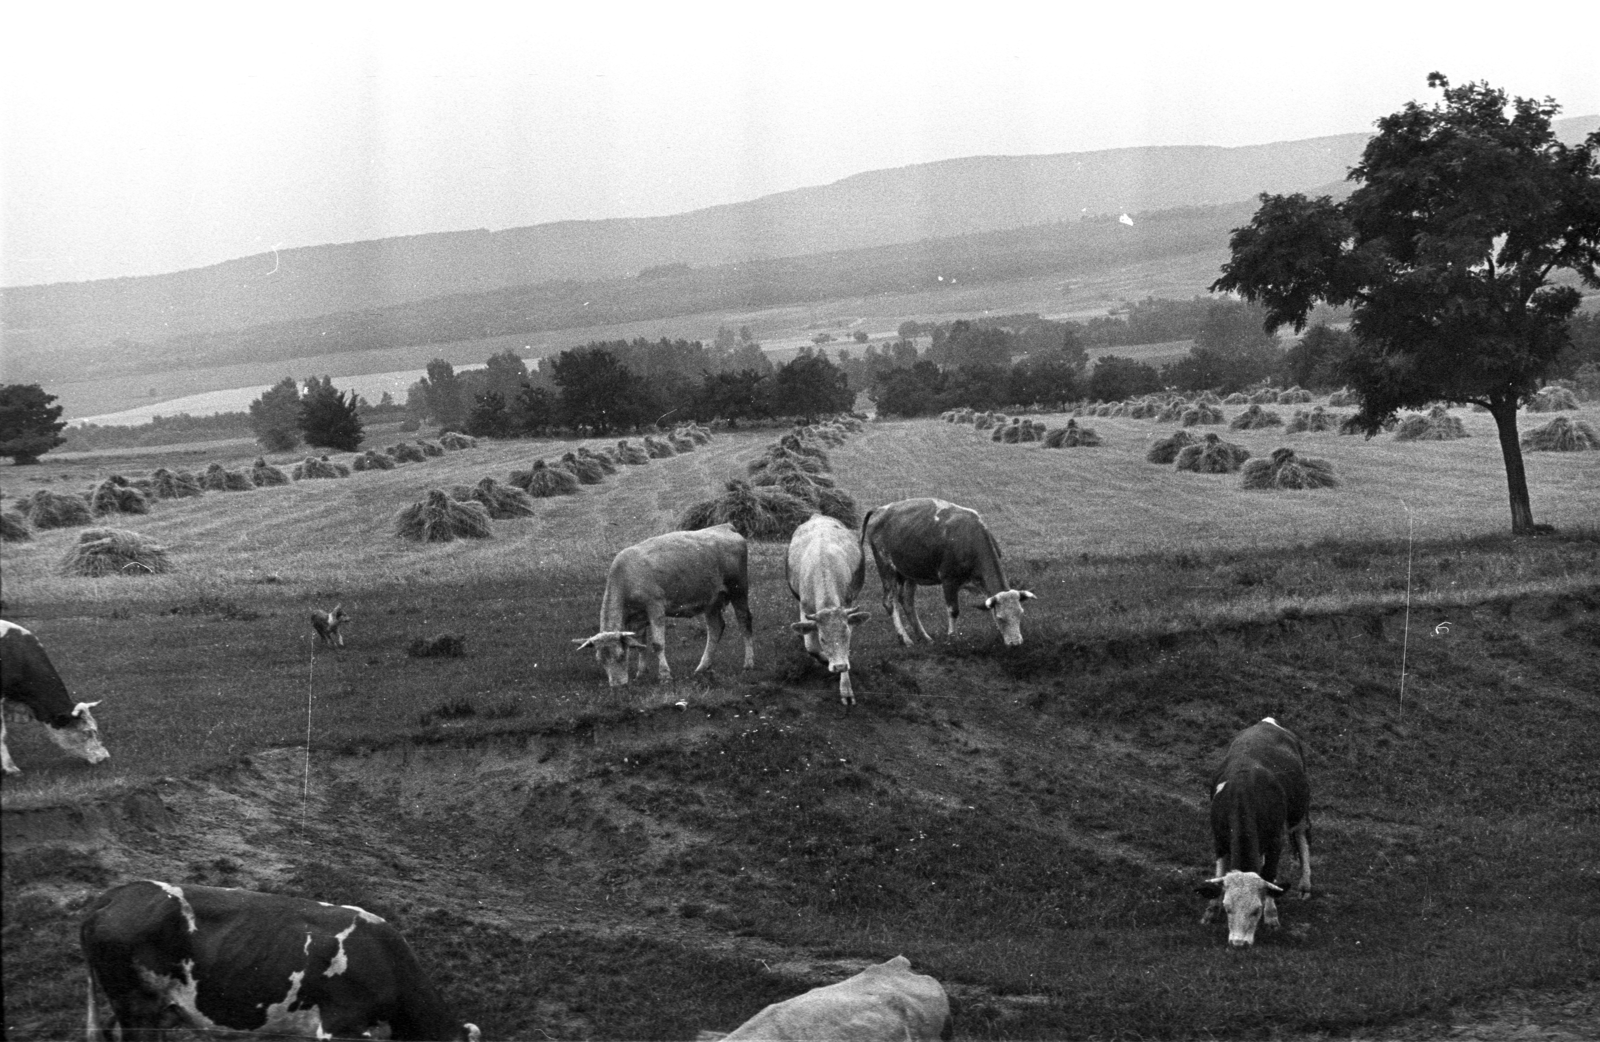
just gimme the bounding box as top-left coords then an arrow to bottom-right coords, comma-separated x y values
838,670 -> 855,707
1201,858 -> 1225,924
887,580 -> 918,645
695,608 -> 726,674
894,582 -> 932,644
1,714 -> 16,775
1291,821 -> 1313,898
941,579 -> 964,638
1263,894 -> 1281,928
648,607 -> 672,682
731,592 -> 755,670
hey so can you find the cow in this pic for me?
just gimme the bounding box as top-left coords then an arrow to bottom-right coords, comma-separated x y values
1195,717 -> 1313,947
1,620 -> 109,776
860,498 -> 1035,647
703,956 -> 951,1042
786,514 -> 871,705
573,523 -> 754,686
311,604 -> 349,647
81,880 -> 480,1041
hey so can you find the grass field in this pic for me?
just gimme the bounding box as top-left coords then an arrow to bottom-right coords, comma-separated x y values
3,402 -> 1598,1040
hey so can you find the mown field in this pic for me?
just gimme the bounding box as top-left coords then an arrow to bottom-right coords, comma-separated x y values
3,404 -> 1598,1040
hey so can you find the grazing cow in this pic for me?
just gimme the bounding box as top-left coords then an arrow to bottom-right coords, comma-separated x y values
705,956 -> 951,1042
786,514 -> 871,705
573,523 -> 754,685
1,620 -> 108,775
1195,717 -> 1313,947
81,880 -> 480,1041
860,498 -> 1035,647
310,604 -> 349,647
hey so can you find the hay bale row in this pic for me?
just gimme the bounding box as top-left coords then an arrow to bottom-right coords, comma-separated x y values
1241,448 -> 1338,489
352,450 -> 397,472
203,461 -> 255,491
510,459 -> 581,497
1393,405 -> 1468,441
1521,416 -> 1600,451
679,478 -> 814,542
2,511 -> 31,542
151,468 -> 205,499
1175,433 -> 1252,474
1230,404 -> 1285,430
61,527 -> 171,576
449,477 -> 537,519
394,489 -> 492,542
1285,406 -> 1343,433
250,458 -> 291,486
293,456 -> 352,479
1043,420 -> 1102,448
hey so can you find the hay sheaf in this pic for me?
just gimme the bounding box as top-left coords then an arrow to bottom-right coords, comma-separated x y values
1181,403 -> 1225,426
643,435 -> 676,458
388,442 -> 428,463
1327,388 -> 1360,407
578,447 -> 619,474
351,450 -> 397,472
749,445 -> 829,479
1222,392 -> 1250,405
25,490 -> 93,529
437,431 -> 478,449
452,477 -> 538,518
677,423 -> 714,444
1043,420 -> 1102,448
201,462 -> 255,491
89,477 -> 151,516
250,458 -> 292,486
1521,416 -> 1600,452
615,440 -> 651,465
61,527 -> 172,577
2,511 -> 32,542
1286,406 -> 1343,434
678,478 -> 813,541
1394,404 -> 1468,441
668,434 -> 697,453
510,459 -> 581,497
394,489 -> 493,542
1526,387 -> 1579,412
1175,433 -> 1252,474
151,468 -> 205,499
557,452 -> 607,485
1230,404 -> 1285,430
292,457 -> 351,480
751,470 -> 858,528
1241,447 -> 1339,490
1248,388 -> 1283,404
1276,387 -> 1313,405
1146,429 -> 1199,464
418,439 -> 446,457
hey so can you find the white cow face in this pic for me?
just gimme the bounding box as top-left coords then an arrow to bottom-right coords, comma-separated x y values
47,701 -> 110,765
1201,871 -> 1283,947
791,608 -> 869,673
983,590 -> 1035,646
572,632 -> 649,687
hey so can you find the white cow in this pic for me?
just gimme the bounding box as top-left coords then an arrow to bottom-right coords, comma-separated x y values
705,956 -> 951,1042
786,514 -> 871,705
574,524 -> 754,685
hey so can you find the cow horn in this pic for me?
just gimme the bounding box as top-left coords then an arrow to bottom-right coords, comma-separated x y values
1019,589 -> 1036,601
74,701 -> 102,713
983,596 -> 997,610
572,637 -> 598,650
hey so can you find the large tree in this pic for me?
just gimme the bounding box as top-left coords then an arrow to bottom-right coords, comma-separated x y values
1213,74 -> 1600,533
771,351 -> 854,422
550,346 -> 649,434
299,376 -> 364,451
0,383 -> 69,464
248,377 -> 303,452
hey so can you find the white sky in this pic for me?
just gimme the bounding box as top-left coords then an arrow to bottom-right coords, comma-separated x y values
3,1 -> 1598,287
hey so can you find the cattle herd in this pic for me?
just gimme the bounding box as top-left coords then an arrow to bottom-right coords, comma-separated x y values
2,492 -> 1319,1039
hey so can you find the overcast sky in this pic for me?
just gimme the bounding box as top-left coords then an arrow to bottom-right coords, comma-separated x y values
4,1 -> 1598,288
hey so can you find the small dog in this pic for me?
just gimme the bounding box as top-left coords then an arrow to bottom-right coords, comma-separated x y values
311,605 -> 349,647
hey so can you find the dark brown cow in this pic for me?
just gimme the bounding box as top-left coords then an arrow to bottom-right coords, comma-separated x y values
82,880 -> 479,1040
1195,717 -> 1313,946
860,498 -> 1034,647
1,620 -> 108,775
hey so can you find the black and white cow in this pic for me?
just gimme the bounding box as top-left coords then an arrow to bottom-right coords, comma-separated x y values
860,498 -> 1034,646
786,514 -> 871,705
1,620 -> 109,775
1195,717 -> 1313,946
574,523 -> 754,685
81,880 -> 480,1041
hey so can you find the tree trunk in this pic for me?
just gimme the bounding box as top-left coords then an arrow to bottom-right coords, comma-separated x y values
1488,396 -> 1537,534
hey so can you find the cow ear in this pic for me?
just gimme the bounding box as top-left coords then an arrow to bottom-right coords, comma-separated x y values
1195,880 -> 1224,899
847,610 -> 871,625
983,596 -> 997,611
791,620 -> 818,634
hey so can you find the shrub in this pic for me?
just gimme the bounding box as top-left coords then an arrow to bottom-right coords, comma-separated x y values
1229,404 -> 1284,430
1241,447 -> 1339,489
452,477 -> 537,518
1520,416 -> 1600,451
89,477 -> 150,516
388,442 -> 427,463
1393,404 -> 1468,441
510,459 -> 580,497
678,478 -> 813,541
24,489 -> 92,529
350,450 -> 396,472
394,489 -> 492,542
61,527 -> 171,576
249,458 -> 292,486
151,468 -> 205,499
2,510 -> 31,542
1043,420 -> 1102,448
1146,429 -> 1199,464
1175,433 -> 1251,473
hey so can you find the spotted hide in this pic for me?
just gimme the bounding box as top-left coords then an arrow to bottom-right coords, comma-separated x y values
81,881 -> 479,1041
705,956 -> 951,1042
861,498 -> 1034,646
1196,717 -> 1313,947
1,619 -> 108,775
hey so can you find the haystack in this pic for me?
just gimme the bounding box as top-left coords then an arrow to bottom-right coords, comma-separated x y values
1042,419 -> 1102,448
973,412 -> 997,430
1241,447 -> 1339,489
1175,433 -> 1252,473
453,476 -> 538,518
199,462 -> 254,491
557,452 -> 607,485
250,457 -> 292,486
1000,420 -> 1024,444
1145,429 -> 1198,464
678,478 -> 813,541
1286,406 -> 1342,433
1327,388 -> 1360,407
89,478 -> 150,515
292,456 -> 351,479
778,433 -> 830,463
61,527 -> 171,577
1230,404 -> 1285,430
25,490 -> 92,529
1223,392 -> 1249,405
615,440 -> 651,465
1276,387 -> 1313,405
438,431 -> 478,449
749,445 -> 829,479
394,490 -> 492,542
350,450 -> 396,472
678,423 -> 713,444
1521,416 -> 1600,451
1181,403 -> 1225,426
1527,386 -> 1579,412
577,447 -> 619,475
1126,398 -> 1162,419
1393,404 -> 1468,441
2,511 -> 32,542
1020,420 -> 1046,442
1156,400 -> 1189,422
151,468 -> 205,499
1248,388 -> 1282,405
388,442 -> 427,463
669,433 -> 696,453
418,439 -> 446,457
643,435 -> 676,458
510,459 -> 581,497
754,470 -> 860,528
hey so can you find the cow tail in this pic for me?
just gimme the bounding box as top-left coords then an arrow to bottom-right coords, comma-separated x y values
858,508 -> 876,551
85,965 -> 104,1042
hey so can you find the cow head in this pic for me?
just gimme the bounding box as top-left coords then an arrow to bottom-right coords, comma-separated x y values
1196,870 -> 1283,947
982,589 -> 1035,646
572,631 -> 649,686
791,607 -> 870,673
462,1023 -> 481,1042
47,701 -> 110,766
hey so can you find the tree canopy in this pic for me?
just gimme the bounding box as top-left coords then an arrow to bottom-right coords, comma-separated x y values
0,383 -> 69,464
248,377 -> 303,452
1213,74 -> 1600,533
299,376 -> 364,451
